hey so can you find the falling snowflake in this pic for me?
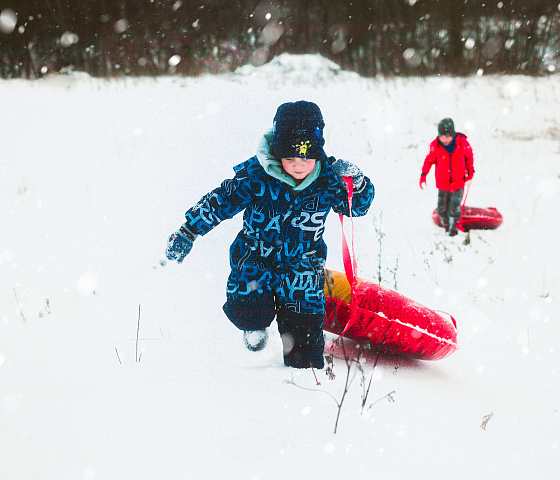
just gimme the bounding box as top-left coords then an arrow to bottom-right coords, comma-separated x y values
0,9 -> 17,34
114,19 -> 129,34
168,55 -> 181,67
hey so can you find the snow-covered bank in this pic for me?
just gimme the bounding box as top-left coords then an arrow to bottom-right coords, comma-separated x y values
1,56 -> 559,479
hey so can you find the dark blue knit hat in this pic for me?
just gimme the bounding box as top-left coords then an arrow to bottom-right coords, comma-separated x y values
438,118 -> 455,136
271,101 -> 326,160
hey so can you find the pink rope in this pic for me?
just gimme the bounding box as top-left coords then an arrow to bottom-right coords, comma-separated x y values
461,180 -> 472,214
339,177 -> 357,288
338,177 -> 359,336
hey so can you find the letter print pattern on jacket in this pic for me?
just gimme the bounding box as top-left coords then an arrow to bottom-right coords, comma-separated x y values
183,156 -> 374,315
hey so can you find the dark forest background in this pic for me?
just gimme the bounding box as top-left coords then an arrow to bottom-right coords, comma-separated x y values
1,0 -> 560,78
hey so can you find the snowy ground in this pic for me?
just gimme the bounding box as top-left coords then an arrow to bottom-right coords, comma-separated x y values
1,54 -> 559,479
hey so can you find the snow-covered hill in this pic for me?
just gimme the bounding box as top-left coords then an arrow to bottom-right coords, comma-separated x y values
1,55 -> 559,479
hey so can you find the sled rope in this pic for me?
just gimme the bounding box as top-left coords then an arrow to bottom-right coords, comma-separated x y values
461,180 -> 472,215
339,176 -> 359,336
339,177 -> 357,287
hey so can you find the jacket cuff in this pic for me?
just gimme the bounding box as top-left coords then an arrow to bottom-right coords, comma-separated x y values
353,178 -> 367,194
179,223 -> 198,241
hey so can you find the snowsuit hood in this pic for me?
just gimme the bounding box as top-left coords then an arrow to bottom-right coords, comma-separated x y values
255,129 -> 321,191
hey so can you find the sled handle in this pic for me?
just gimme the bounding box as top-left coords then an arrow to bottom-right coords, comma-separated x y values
434,310 -> 458,329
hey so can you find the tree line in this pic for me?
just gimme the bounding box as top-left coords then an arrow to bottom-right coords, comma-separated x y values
0,0 -> 559,78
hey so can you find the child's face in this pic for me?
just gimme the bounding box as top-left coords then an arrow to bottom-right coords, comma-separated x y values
281,157 -> 316,182
438,134 -> 454,146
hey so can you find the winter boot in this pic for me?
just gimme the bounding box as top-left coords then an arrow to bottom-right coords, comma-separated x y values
277,311 -> 325,369
281,330 -> 325,369
449,218 -> 458,237
243,329 -> 269,352
438,214 -> 449,231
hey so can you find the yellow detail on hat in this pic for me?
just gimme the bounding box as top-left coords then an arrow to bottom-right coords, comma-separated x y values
295,140 -> 310,156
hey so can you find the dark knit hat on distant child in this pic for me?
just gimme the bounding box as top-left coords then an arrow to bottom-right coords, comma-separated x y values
438,118 -> 455,136
271,101 -> 326,160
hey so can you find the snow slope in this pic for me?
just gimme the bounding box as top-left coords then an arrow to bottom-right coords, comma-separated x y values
1,54 -> 559,479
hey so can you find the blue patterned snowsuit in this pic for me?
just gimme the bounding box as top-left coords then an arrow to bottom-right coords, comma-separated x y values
183,155 -> 374,367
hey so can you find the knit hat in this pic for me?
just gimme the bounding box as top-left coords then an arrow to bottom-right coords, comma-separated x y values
271,101 -> 326,160
438,118 -> 455,136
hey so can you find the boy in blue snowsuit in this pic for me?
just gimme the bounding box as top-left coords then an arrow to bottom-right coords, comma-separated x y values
166,101 -> 374,369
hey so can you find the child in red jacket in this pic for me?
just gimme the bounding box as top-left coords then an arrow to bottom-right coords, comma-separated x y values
419,118 -> 474,236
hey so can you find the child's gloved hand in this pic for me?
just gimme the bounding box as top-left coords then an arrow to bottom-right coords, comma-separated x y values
166,225 -> 197,263
332,158 -> 364,189
419,174 -> 427,189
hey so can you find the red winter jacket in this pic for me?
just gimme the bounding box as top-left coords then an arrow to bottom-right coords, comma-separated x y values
421,133 -> 474,192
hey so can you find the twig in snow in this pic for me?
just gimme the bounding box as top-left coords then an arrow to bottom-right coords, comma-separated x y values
423,256 -> 439,285
136,304 -> 141,362
333,339 -> 356,434
39,299 -> 51,318
390,258 -> 399,290
13,288 -> 26,323
435,239 -> 453,264
325,352 -> 336,380
311,366 -> 321,385
366,390 -> 396,411
283,376 -> 339,405
284,337 -> 358,434
360,333 -> 389,414
540,267 -> 558,299
324,276 -> 363,433
372,213 -> 385,284
115,347 -> 122,364
481,412 -> 493,430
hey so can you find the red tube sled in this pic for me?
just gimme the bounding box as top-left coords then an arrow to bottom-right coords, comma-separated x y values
323,270 -> 458,361
432,206 -> 503,232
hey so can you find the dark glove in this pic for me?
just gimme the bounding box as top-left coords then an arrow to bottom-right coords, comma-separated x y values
419,174 -> 427,189
166,224 -> 197,263
332,158 -> 364,190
